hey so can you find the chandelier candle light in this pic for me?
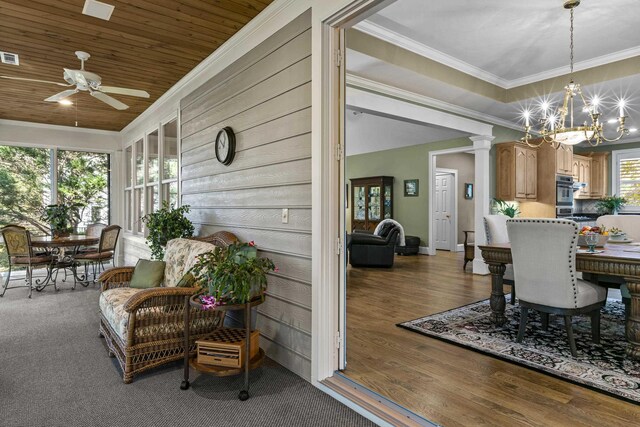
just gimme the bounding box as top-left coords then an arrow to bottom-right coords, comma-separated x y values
521,0 -> 632,148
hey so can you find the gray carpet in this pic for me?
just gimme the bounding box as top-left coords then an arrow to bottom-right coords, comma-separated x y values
0,284 -> 375,427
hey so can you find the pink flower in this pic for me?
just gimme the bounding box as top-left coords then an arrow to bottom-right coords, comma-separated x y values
200,295 -> 222,310
249,241 -> 255,247
274,266 -> 279,272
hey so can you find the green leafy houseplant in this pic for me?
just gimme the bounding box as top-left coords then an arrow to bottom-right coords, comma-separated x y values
40,203 -> 81,237
191,241 -> 276,307
141,202 -> 194,260
594,195 -> 627,215
493,198 -> 520,218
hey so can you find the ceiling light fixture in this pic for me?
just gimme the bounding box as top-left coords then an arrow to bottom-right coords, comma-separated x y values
521,0 -> 630,148
58,99 -> 73,106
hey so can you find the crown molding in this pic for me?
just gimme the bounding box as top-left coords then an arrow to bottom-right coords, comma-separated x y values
508,45 -> 640,88
0,119 -> 120,136
345,74 -> 521,132
355,20 -> 640,90
353,20 -> 508,88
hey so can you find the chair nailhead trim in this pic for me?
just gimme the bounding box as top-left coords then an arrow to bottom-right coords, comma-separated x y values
508,219 -> 580,308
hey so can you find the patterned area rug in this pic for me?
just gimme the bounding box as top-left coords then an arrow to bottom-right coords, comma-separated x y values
398,298 -> 640,403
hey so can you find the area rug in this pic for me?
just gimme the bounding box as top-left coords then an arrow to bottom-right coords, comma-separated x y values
398,298 -> 640,403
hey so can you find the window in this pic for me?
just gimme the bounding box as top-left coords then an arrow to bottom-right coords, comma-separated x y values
0,145 -> 110,271
612,148 -> 640,212
124,117 -> 179,235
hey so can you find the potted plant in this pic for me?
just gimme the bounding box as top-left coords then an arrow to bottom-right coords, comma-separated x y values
40,203 -> 79,238
141,202 -> 195,259
190,241 -> 276,309
492,198 -> 520,218
594,195 -> 627,215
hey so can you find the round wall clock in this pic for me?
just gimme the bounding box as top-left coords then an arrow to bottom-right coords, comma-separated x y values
215,127 -> 236,166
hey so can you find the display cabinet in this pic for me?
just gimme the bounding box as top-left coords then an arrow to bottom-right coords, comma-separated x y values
350,176 -> 394,232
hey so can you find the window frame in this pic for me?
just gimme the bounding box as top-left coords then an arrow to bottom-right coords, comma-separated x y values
124,113 -> 180,237
0,143 -> 113,230
611,146 -> 640,213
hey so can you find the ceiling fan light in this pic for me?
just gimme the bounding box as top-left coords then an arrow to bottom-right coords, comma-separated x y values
58,99 -> 73,106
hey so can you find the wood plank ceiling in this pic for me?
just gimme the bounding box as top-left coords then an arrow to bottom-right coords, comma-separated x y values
0,0 -> 273,131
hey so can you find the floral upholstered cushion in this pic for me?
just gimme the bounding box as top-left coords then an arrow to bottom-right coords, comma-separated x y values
163,238 -> 218,287
99,287 -> 143,340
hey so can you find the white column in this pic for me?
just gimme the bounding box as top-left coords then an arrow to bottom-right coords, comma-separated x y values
471,135 -> 494,275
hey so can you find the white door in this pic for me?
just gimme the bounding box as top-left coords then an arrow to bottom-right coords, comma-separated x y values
435,173 -> 455,250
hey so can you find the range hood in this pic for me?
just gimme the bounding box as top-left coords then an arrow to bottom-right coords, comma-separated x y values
573,182 -> 587,191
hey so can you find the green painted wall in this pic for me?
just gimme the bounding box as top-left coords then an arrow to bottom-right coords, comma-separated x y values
346,125 -> 523,246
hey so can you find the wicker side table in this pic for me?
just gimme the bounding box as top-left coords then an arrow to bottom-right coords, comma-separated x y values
180,294 -> 265,401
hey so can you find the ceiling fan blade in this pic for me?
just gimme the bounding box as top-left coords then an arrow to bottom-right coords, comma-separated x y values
1,75 -> 70,87
44,89 -> 78,102
90,91 -> 129,110
98,86 -> 150,98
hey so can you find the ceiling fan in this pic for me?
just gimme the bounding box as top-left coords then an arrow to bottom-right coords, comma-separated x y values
0,51 -> 150,110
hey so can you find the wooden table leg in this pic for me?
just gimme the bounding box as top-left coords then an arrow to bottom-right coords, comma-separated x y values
625,278 -> 640,360
488,262 -> 507,326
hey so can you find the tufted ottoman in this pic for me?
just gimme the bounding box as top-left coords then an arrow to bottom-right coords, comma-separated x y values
396,235 -> 420,255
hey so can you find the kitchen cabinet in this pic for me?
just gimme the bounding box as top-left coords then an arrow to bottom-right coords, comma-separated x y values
555,143 -> 573,175
588,152 -> 608,199
496,142 -> 537,201
350,176 -> 394,232
573,154 -> 592,199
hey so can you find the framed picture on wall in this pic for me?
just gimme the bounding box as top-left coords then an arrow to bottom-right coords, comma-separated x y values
404,179 -> 419,197
465,183 -> 474,199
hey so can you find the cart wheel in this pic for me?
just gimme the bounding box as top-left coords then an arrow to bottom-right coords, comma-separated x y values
238,390 -> 249,401
180,380 -> 190,390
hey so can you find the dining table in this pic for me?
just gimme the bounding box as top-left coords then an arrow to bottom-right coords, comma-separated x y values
479,242 -> 640,360
30,235 -> 99,290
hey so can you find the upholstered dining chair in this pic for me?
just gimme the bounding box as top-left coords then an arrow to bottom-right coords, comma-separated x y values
1,225 -> 54,298
74,225 -> 121,283
484,214 -> 516,303
507,219 -> 607,356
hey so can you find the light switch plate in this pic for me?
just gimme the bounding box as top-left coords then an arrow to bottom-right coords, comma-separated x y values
281,208 -> 289,224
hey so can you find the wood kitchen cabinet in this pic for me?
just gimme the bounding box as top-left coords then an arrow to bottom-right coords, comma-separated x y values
555,143 -> 573,175
496,142 -> 537,201
573,154 -> 592,199
588,152 -> 608,199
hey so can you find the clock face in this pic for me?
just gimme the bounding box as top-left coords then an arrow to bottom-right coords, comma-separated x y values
215,127 -> 235,165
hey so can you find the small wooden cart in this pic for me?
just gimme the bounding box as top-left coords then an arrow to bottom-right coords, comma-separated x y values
180,294 -> 265,401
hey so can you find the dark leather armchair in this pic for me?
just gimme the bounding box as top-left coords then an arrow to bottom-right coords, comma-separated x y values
348,225 -> 400,268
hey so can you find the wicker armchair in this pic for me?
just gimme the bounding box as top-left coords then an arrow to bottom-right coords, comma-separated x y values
97,231 -> 238,383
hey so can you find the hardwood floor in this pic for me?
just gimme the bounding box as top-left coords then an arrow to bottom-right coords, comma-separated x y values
343,251 -> 640,426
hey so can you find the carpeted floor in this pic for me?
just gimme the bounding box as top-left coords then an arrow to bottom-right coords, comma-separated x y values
399,297 -> 640,404
0,285 -> 375,427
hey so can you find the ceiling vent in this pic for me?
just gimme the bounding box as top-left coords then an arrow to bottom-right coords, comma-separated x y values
0,52 -> 19,65
82,0 -> 115,21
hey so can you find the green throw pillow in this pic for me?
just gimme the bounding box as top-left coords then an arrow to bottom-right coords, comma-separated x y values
176,272 -> 197,288
130,259 -> 166,289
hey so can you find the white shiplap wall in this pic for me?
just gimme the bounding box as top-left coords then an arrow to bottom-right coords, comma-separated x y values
179,11 -> 312,380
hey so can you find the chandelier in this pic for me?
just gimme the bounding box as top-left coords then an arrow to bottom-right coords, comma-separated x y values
521,0 -> 630,148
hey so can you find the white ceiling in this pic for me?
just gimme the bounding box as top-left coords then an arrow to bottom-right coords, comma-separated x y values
346,0 -> 640,147
345,107 -> 468,156
364,0 -> 640,87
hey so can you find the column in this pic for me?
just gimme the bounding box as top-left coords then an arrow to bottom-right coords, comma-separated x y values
471,135 -> 494,275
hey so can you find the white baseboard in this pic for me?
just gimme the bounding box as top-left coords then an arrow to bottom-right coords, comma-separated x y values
418,246 -> 430,254
456,243 -> 464,252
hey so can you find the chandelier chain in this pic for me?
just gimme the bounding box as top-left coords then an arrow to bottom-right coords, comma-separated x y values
569,7 -> 574,77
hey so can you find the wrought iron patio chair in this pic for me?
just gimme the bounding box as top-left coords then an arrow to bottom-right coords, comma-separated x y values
1,225 -> 54,298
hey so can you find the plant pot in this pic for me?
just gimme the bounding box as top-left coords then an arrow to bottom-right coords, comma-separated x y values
52,230 -> 71,239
